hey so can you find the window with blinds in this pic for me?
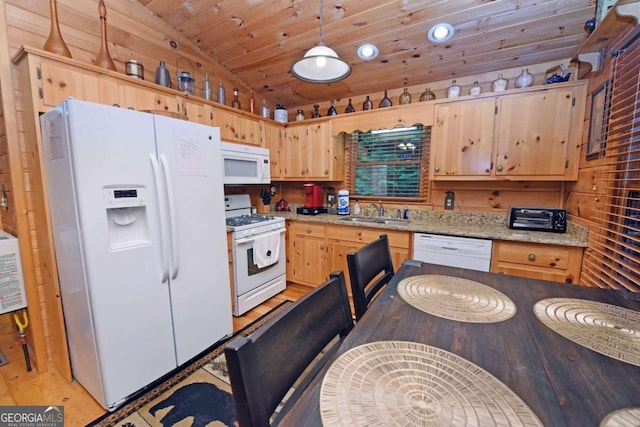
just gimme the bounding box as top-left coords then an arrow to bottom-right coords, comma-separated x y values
345,125 -> 430,200
582,33 -> 640,292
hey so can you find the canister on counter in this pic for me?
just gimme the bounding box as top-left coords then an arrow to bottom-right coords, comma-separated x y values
338,189 -> 349,215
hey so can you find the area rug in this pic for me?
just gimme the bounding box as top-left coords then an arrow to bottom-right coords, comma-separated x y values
88,300 -> 292,427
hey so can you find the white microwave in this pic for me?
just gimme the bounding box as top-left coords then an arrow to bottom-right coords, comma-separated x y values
220,141 -> 270,185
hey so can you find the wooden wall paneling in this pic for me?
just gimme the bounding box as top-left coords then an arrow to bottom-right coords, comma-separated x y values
430,181 -> 564,212
0,0 -> 52,375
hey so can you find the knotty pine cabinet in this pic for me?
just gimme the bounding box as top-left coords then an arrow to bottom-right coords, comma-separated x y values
212,107 -> 262,145
491,240 -> 583,284
263,121 -> 284,179
280,121 -> 344,181
431,81 -> 587,181
286,220 -> 410,290
286,222 -> 328,286
325,225 -> 410,293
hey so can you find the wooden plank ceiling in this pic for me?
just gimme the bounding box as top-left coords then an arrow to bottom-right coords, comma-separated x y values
137,0 -> 596,108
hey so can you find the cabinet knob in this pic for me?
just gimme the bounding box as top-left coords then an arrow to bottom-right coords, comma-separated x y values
496,164 -> 504,172
305,228 -> 311,234
528,253 -> 536,261
320,244 -> 325,250
434,166 -> 440,173
241,134 -> 246,139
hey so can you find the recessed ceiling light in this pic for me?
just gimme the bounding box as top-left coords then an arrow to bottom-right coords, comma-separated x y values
357,43 -> 379,60
428,23 -> 455,43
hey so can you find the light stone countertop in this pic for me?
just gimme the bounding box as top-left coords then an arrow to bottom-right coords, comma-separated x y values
271,210 -> 588,247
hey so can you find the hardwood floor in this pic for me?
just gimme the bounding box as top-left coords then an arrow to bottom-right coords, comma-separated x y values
0,283 -> 310,426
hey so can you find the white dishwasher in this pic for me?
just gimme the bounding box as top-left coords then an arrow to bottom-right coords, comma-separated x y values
412,233 -> 493,272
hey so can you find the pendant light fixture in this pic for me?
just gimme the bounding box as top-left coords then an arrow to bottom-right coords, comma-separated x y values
291,0 -> 351,83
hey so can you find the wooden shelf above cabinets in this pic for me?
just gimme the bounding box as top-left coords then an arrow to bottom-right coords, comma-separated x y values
575,0 -> 640,72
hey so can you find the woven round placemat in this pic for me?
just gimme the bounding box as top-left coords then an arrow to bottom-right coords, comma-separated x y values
319,341 -> 542,427
600,408 -> 640,427
397,275 -> 516,323
534,298 -> 640,366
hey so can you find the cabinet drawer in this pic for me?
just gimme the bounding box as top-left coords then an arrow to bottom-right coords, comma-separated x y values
326,225 -> 409,248
493,241 -> 574,270
290,222 -> 325,238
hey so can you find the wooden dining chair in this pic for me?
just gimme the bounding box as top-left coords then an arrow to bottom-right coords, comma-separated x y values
224,271 -> 354,427
347,234 -> 395,321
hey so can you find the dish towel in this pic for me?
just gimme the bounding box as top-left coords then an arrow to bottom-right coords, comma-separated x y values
253,232 -> 281,269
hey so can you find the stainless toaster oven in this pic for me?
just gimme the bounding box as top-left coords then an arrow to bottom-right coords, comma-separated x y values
507,207 -> 567,233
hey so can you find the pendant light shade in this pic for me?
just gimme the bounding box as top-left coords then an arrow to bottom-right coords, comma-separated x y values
291,0 -> 351,83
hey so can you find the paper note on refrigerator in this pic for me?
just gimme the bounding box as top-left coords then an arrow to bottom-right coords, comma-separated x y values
176,133 -> 206,176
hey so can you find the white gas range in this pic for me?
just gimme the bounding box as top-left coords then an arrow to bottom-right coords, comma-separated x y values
225,194 -> 286,316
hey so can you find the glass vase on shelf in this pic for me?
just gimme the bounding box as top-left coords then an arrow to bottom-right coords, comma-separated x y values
363,96 -> 373,110
311,104 -> 322,118
446,80 -> 461,98
232,88 -> 241,109
345,99 -> 355,113
249,90 -> 255,113
379,90 -> 392,108
327,100 -> 338,116
261,98 -> 270,119
419,88 -> 436,102
491,73 -> 508,92
515,69 -> 534,88
399,88 -> 412,105
217,82 -> 226,105
469,81 -> 482,96
203,72 -> 212,101
295,109 -> 305,121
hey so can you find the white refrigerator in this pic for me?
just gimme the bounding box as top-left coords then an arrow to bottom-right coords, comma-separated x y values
40,99 -> 233,410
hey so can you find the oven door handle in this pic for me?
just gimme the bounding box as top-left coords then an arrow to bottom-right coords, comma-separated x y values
234,229 -> 285,245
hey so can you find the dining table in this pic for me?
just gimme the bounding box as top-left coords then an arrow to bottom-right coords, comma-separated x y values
277,260 -> 640,427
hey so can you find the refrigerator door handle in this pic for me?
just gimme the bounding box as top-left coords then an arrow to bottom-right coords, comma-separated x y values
150,154 -> 170,283
160,154 -> 179,280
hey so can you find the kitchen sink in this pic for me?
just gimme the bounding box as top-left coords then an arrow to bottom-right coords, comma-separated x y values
338,217 -> 409,225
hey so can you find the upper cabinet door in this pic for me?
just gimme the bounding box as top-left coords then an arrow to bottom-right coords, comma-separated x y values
39,60 -> 120,108
432,99 -> 496,178
495,90 -> 573,177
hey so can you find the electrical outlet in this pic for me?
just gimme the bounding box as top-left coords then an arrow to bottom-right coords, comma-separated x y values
444,191 -> 455,210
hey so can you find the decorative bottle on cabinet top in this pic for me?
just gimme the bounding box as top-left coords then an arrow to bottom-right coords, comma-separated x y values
469,81 -> 482,96
363,96 -> 373,110
419,88 -> 436,102
515,69 -> 534,88
379,90 -> 392,108
203,72 -> 212,101
345,99 -> 356,113
232,88 -> 241,109
217,82 -> 226,105
446,80 -> 461,98
43,0 -> 72,58
327,100 -> 338,116
249,90 -> 255,113
94,0 -> 116,71
491,73 -> 508,91
312,104 -> 322,118
399,88 -> 412,105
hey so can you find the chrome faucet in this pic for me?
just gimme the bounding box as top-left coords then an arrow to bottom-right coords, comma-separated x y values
367,201 -> 384,217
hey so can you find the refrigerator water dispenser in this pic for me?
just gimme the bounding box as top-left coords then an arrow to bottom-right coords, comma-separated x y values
104,187 -> 150,250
